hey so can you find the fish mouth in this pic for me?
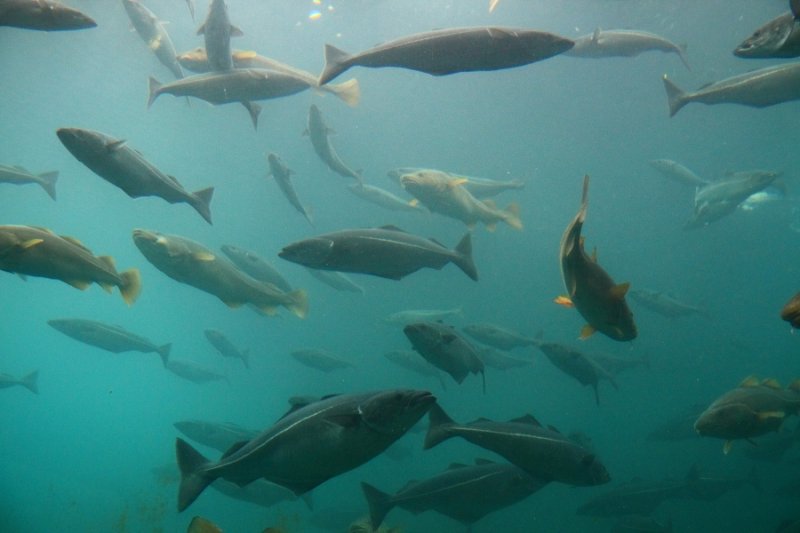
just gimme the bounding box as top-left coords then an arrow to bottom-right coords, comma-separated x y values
409,391 -> 437,410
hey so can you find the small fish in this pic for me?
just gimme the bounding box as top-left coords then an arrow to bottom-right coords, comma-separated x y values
383,307 -> 463,325
122,0 -> 183,79
0,370 -> 38,394
462,323 -> 536,350
304,105 -> 362,183
166,359 -> 228,384
404,322 -> 485,392
735,11 -> 800,58
347,183 -> 422,213
629,288 -> 705,318
305,268 -> 364,294
204,329 -> 249,368
533,340 -> 617,405
266,153 -> 313,226
685,170 -> 779,228
290,349 -> 354,372
648,159 -> 708,188
0,164 -> 58,200
196,0 -> 241,72
220,244 -> 293,293
0,0 -> 96,31
566,28 -> 689,69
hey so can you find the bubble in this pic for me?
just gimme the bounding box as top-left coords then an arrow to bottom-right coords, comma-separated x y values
308,10 -> 322,20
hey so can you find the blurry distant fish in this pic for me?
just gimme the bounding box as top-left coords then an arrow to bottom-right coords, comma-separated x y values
648,159 -> 708,188
347,183 -> 422,213
404,322 -> 485,392
685,170 -> 778,228
555,176 -> 637,341
122,0 -> 184,79
266,153 -> 313,226
279,226 -> 478,281
741,422 -> 800,462
211,479 -> 297,509
133,229 -> 308,318
306,268 -> 364,293
646,404 -> 703,442
383,350 -> 448,389
533,340 -> 617,405
611,515 -> 673,533
629,288 -> 705,318
590,352 -> 649,376
290,349 -> 355,372
0,0 -> 96,31
565,28 -> 689,69
781,292 -> 800,328
684,465 -> 760,501
735,9 -> 800,58
383,307 -> 462,326
204,329 -> 249,368
0,164 -> 58,200
166,359 -> 228,384
305,105 -> 362,183
318,26 -> 574,85
475,346 -> 532,370
187,516 -> 222,533
56,127 -> 214,224
662,63 -> 800,117
196,0 -> 240,72
220,244 -> 293,293
48,318 -> 171,366
577,469 -> 694,517
173,420 -> 259,453
0,370 -> 38,394
0,225 -> 141,305
462,323 -> 536,350
388,167 -> 525,199
184,0 -> 195,21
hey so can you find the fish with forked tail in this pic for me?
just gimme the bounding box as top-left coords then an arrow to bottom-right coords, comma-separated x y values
122,0 -> 183,79
305,105 -> 362,183
0,370 -> 38,394
0,164 -> 57,200
404,322 -> 485,392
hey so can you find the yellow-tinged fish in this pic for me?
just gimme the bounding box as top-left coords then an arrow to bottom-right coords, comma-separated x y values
780,291 -> 800,328
556,176 -> 636,341
187,516 -> 222,533
0,225 -> 141,305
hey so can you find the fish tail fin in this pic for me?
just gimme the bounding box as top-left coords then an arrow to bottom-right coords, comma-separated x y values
37,171 -> 58,200
452,232 -> 478,281
176,438 -> 215,512
241,348 -> 250,369
319,43 -> 352,85
424,403 -> 456,450
325,78 -> 361,107
157,343 -> 172,367
286,289 -> 309,319
119,268 -> 142,306
361,482 -> 393,531
242,101 -> 262,130
302,206 -> 315,227
662,75 -> 688,117
503,202 -> 523,230
300,491 -> 314,510
20,370 -> 39,394
191,186 -> 214,225
147,76 -> 162,109
678,44 -> 690,70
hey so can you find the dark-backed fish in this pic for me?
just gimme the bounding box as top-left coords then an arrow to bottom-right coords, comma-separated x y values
122,0 -> 183,79
167,358 -> 227,384
685,170 -> 778,228
577,468 -> 695,517
196,0 -> 240,72
220,244 -> 292,293
0,0 -> 96,31
0,370 -> 38,394
305,104 -> 362,182
735,11 -> 800,58
404,322 -> 485,392
266,153 -> 313,226
0,164 -> 57,200
306,268 -> 364,293
533,340 -> 617,405
174,420 -> 259,453
204,329 -> 249,368
566,28 -> 689,69
629,288 -> 705,318
290,349 -> 354,372
462,323 -> 536,350
48,318 -> 170,366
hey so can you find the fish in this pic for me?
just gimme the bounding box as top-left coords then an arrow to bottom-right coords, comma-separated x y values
648,159 -> 708,188
461,323 -> 536,350
590,352 -> 649,376
187,516 -> 222,533
403,322 -> 485,392
304,105 -> 362,183
425,403 -> 610,486
173,420 -> 259,453
0,370 -> 38,394
361,459 -> 547,529
347,183 -> 422,213
685,170 -> 779,228
533,340 -> 617,405
475,346 -> 532,371
645,404 -> 704,442
388,167 -> 525,199
735,11 -> 800,58
133,229 -> 308,318
204,329 -> 249,368
577,468 -> 696,517
266,153 -> 313,226
166,359 -> 228,384
0,0 -> 96,31
290,349 -> 354,372
662,62 -> 800,117
121,0 -> 183,79
382,350 -> 447,389
175,389 -> 436,511
400,169 -> 522,231
694,375 -> 800,454
56,127 -> 213,224
629,288 -> 705,318
184,0 -> 195,21
611,515 -> 673,533
196,0 -> 241,72
383,308 -> 462,326
211,479 -> 298,509
683,465 -> 760,501
279,226 -> 478,282
0,225 -> 141,305
0,164 -> 58,200
48,318 -> 171,366
741,422 -> 800,462
318,26 -> 574,85
555,175 -> 637,341
305,268 -> 365,293
176,47 -> 361,107
565,28 -> 689,69
781,292 -> 800,328
219,244 -> 293,293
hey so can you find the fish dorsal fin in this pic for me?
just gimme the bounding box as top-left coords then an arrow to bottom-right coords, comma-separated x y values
221,440 -> 249,459
447,462 -> 468,469
320,393 -> 341,401
740,375 -> 760,388
474,458 -> 495,465
166,174 -> 181,185
379,225 -> 406,232
609,282 -> 630,299
580,324 -> 596,340
471,417 -> 493,424
509,414 -> 541,426
105,139 -> 126,153
761,378 -> 781,390
61,235 -> 92,252
547,424 -> 560,434
230,24 -> 243,37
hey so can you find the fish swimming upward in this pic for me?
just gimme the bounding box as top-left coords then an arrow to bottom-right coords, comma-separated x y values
556,176 -> 637,341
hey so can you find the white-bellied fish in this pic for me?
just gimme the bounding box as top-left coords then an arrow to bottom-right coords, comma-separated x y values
347,183 -> 422,213
383,307 -> 463,326
0,164 -> 57,200
566,28 -> 689,69
196,0 -> 240,72
48,318 -> 170,366
204,329 -> 249,368
735,9 -> 800,58
0,370 -> 38,394
122,0 -> 183,79
685,170 -> 779,228
266,153 -> 313,226
220,244 -> 292,293
0,0 -> 96,31
404,322 -> 485,392
648,159 -> 708,188
305,104 -> 362,183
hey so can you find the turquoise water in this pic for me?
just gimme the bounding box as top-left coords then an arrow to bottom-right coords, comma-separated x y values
1,0 -> 798,531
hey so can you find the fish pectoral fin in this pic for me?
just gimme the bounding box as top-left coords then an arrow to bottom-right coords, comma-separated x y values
257,305 -> 279,316
408,198 -> 419,207
757,411 -> 785,420
579,324 -> 596,340
448,178 -> 469,188
192,252 -> 215,262
98,282 -> 114,294
65,279 -> 92,291
723,440 -> 733,455
609,282 -> 631,300
761,378 -> 781,390
20,238 -> 44,249
553,295 -> 574,308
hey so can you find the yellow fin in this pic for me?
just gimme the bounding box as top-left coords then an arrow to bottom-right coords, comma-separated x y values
193,252 -> 215,262
99,282 -> 114,294
408,199 -> 419,207
120,269 -> 141,306
740,375 -> 760,388
21,238 -> 44,249
504,203 -> 523,230
758,410 -> 785,420
579,324 -> 596,340
258,305 -> 278,315
761,378 -> 781,389
225,301 -> 244,309
98,255 -> 116,271
610,282 -> 630,299
723,440 -> 733,455
65,279 -> 91,291
554,296 -> 574,308
448,178 -> 469,188
236,49 -> 258,59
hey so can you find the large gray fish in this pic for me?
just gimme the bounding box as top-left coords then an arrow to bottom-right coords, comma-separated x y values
133,229 -> 308,318
174,420 -> 259,453
533,340 -> 617,405
0,164 -> 57,200
305,105 -> 362,183
388,167 -> 525,199
347,183 -> 422,213
361,459 -> 547,529
556,175 -> 637,341
383,350 -> 447,389
383,307 -> 463,325
577,468 -> 696,517
290,349 -> 354,372
735,10 -> 800,59
629,288 -> 705,318
648,159 -> 708,188
318,26 -> 574,84
685,170 -> 779,228
121,0 -> 183,79
266,153 -> 313,226
279,226 -> 478,281
462,323 -> 536,350
0,0 -> 96,31
220,244 -> 292,293
204,329 -> 249,368
48,318 -> 171,366
175,389 -> 436,511
166,358 -> 227,384
196,0 -> 240,72
404,322 -> 485,392
425,403 -> 610,486
662,62 -> 800,117
0,370 -> 38,394
0,225 -> 141,305
305,268 -> 364,293
565,28 -> 689,69
177,47 -> 361,107
57,127 -> 214,224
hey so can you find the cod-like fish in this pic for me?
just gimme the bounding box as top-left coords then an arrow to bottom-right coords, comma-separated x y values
383,307 -> 463,325
196,0 -> 240,72
0,0 -> 96,31
212,478 -> 297,509
122,0 -> 183,79
462,323 -> 536,350
475,346 -> 532,371
279,226 -> 478,282
204,329 -> 249,368
556,175 -> 637,341
48,318 -> 170,366
290,349 -> 354,372
400,169 -> 522,231
404,322 -> 485,392
629,288 -> 705,318
648,159 -> 708,188
347,183 -> 422,213
686,170 -> 779,228
662,62 -> 800,116
383,350 -> 447,389
174,420 -> 259,453
133,229 -> 307,318
388,167 -> 525,199
305,104 -> 362,183
175,389 -> 436,510
735,10 -> 800,59
0,225 -> 141,305
0,164 -> 57,200
566,28 -> 689,69
533,340 -> 617,405
57,127 -> 214,224
781,292 -> 800,329
306,268 -> 364,293
0,370 -> 38,394
166,358 -> 227,384
318,26 -> 574,85
220,244 -> 292,293
266,153 -> 313,226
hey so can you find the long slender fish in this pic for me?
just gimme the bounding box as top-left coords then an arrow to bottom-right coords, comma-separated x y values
57,128 -> 214,224
0,0 -> 96,31
220,244 -> 293,293
388,168 -> 525,199
305,268 -> 365,294
204,329 -> 249,368
735,10 -> 800,58
266,153 -> 313,226
122,0 -> 183,79
196,0 -> 240,72
0,164 -> 57,200
305,105 -> 362,183
565,28 -> 689,69
648,159 -> 708,188
347,182 -> 422,213
166,359 -> 228,384
318,26 -> 574,85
